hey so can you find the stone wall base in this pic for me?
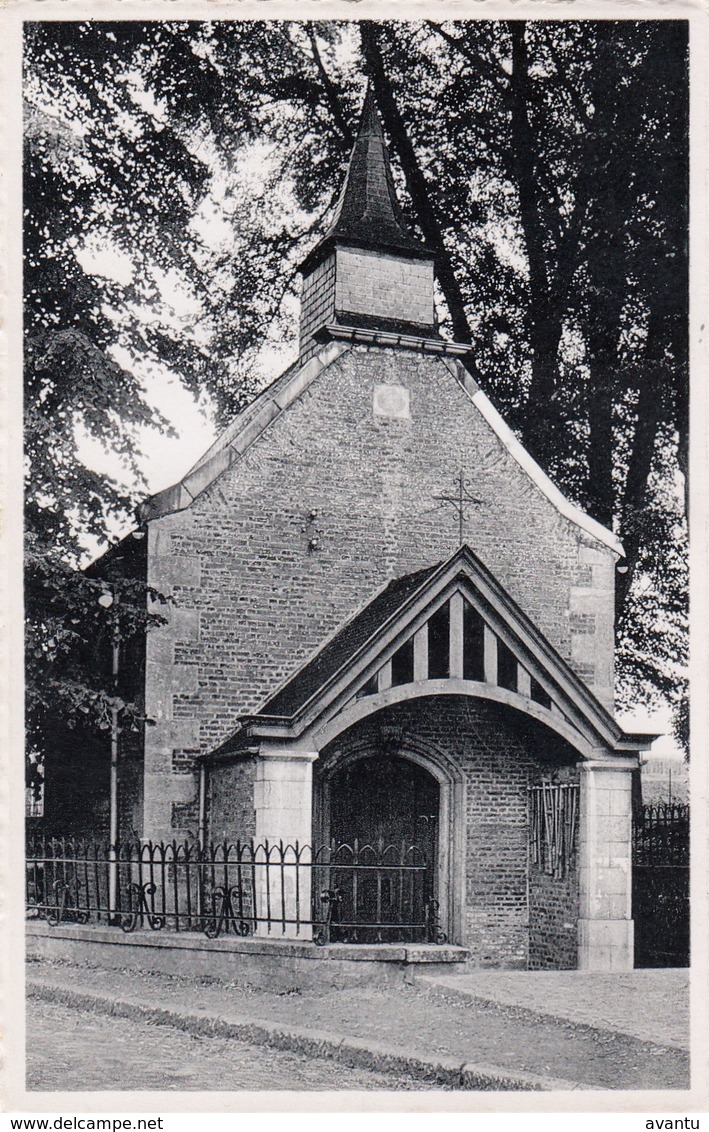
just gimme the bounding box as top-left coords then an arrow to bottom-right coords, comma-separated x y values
577,918 -> 634,971
26,922 -> 468,992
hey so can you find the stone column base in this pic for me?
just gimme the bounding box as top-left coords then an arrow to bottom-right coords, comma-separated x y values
253,748 -> 318,942
578,918 -> 634,971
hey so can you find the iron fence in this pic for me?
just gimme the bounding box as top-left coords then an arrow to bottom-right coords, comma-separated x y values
25,836 -> 445,945
633,802 -> 689,867
632,802 -> 689,967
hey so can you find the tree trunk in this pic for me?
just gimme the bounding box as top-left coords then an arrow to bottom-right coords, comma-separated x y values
584,275 -> 626,533
359,23 -> 477,356
508,23 -> 565,470
615,315 -> 672,619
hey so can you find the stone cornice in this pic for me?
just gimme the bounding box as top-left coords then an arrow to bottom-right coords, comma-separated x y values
318,323 -> 471,356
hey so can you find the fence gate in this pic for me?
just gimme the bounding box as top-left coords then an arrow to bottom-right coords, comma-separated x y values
632,803 -> 689,968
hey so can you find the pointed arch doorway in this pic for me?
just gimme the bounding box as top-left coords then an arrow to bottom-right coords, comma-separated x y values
316,750 -> 442,943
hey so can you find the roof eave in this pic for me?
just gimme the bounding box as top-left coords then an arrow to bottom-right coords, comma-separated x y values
317,323 -> 471,357
299,233 -> 435,277
137,341 -> 349,524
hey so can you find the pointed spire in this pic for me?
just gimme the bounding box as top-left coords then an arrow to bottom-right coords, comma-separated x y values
321,84 -> 430,258
298,84 -> 437,359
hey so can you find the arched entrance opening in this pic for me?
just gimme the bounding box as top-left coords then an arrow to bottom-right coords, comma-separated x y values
314,724 -> 464,946
324,753 -> 440,943
329,753 -> 439,864
311,693 -> 588,953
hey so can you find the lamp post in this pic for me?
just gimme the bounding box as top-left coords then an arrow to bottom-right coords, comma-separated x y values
98,586 -> 120,921
97,529 -> 145,921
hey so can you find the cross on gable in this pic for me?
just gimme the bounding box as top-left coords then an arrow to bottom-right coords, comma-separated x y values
429,470 -> 485,545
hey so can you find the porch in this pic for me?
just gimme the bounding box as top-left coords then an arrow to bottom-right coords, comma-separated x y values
197,546 -> 654,971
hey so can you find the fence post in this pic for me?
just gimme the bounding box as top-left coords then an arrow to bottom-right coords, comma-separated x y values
253,748 -> 318,940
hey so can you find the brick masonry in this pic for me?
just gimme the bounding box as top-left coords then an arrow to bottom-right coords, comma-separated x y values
143,341 -> 617,841
528,762 -> 580,972
208,759 -> 257,842
528,868 -> 580,970
335,247 -> 434,328
299,246 -> 435,361
316,696 -> 581,967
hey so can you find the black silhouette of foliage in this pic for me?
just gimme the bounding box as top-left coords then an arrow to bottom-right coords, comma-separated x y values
24,19 -> 688,757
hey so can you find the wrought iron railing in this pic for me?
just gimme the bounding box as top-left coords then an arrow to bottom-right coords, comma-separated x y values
632,803 -> 690,967
528,782 -> 579,879
25,836 -> 446,945
633,802 -> 689,867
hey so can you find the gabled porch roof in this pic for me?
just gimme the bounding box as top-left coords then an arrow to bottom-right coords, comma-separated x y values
208,546 -> 657,762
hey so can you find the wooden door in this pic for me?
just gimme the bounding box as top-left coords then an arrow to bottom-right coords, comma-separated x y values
327,754 -> 439,941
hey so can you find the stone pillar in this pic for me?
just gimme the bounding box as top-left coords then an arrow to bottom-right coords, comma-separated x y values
253,748 -> 318,941
577,757 -> 637,971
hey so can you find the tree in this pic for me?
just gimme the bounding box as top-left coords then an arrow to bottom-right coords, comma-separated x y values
24,19 -> 346,755
355,20 -> 688,741
24,19 -> 688,760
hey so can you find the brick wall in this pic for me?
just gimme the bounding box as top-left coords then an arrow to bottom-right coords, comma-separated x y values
527,762 -> 580,969
207,759 -> 257,842
318,695 -> 580,967
528,867 -> 579,969
335,246 -> 434,329
143,343 -> 616,840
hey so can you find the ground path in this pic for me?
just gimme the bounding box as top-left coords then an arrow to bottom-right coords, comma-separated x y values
26,959 -> 690,1092
418,969 -> 689,1049
27,1001 -> 434,1092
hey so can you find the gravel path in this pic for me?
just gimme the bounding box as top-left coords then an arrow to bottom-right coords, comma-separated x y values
27,1000 -> 438,1092
27,959 -> 690,1092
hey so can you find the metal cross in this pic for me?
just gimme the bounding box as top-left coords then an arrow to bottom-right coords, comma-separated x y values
431,470 -> 484,545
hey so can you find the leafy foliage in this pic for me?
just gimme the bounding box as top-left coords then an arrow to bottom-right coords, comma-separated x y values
24,19 -> 688,761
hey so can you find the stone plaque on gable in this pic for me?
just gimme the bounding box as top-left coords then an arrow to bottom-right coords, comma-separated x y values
373,383 -> 410,420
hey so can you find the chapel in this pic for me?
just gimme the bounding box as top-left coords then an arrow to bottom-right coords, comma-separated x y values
50,89 -> 656,970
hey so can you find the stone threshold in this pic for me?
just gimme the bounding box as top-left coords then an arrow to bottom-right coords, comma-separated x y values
26,920 -> 469,965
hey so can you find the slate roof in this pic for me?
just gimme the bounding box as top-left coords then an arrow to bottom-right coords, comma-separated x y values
302,86 -> 433,271
261,562 -> 440,718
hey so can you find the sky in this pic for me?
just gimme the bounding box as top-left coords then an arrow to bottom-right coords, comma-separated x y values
74,217 -> 299,501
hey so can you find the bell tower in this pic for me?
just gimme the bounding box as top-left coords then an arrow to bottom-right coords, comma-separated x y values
299,86 -> 437,361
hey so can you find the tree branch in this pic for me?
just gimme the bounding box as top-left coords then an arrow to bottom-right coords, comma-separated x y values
306,24 -> 354,146
539,28 -> 593,128
425,21 -> 512,98
616,315 -> 678,618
